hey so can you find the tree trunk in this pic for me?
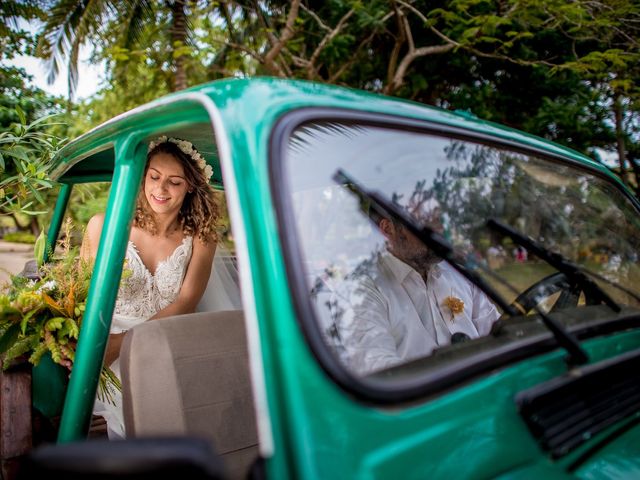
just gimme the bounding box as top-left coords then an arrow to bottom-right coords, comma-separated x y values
28,217 -> 39,236
613,94 -> 630,186
170,0 -> 188,91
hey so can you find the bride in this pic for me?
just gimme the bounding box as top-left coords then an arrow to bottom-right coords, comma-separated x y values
81,135 -> 226,439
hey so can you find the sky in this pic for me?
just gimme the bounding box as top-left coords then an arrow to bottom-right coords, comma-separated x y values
6,19 -> 104,100
8,53 -> 104,100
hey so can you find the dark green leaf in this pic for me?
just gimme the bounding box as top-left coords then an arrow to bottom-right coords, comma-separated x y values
0,323 -> 21,355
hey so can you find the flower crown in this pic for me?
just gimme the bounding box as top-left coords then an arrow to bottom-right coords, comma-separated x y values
148,136 -> 214,182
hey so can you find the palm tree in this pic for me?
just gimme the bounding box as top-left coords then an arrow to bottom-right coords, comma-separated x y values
35,0 -> 194,97
168,0 -> 188,90
0,0 -> 47,37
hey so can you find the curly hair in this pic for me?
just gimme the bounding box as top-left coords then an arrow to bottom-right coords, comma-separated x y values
134,141 -> 219,243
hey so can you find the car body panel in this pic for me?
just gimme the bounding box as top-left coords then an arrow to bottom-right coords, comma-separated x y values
45,78 -> 640,478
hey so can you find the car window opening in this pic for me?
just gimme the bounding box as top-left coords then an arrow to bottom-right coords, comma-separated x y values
280,118 -> 640,390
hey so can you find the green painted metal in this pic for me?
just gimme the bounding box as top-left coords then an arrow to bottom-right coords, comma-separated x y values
44,182 -> 71,262
50,100 -> 213,183
201,80 -> 640,479
44,79 -> 640,478
57,134 -> 147,442
60,174 -> 113,184
32,353 -> 68,418
572,411 -> 640,479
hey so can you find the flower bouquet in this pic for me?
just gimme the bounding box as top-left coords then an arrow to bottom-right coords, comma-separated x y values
0,219 -> 120,404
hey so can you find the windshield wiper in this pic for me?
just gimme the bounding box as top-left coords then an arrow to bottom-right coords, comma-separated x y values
334,169 -> 589,367
486,218 -> 621,313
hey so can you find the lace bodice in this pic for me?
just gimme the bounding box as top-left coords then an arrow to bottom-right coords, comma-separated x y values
111,236 -> 193,333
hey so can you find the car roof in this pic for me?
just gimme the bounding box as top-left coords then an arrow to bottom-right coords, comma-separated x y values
50,77 -> 619,187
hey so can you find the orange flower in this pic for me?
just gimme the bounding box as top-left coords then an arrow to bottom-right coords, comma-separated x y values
443,296 -> 464,321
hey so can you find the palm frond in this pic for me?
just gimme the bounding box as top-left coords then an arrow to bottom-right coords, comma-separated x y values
0,0 -> 46,28
36,0 -> 88,86
120,0 -> 154,50
35,0 -> 110,96
72,0 -> 111,42
68,39 -> 80,99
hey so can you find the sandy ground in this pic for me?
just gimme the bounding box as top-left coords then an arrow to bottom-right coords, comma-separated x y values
0,241 -> 34,286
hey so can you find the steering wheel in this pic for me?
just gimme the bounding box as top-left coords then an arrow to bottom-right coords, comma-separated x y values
511,272 -> 589,314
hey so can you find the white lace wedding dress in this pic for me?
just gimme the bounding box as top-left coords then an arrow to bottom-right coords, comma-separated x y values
93,236 -> 193,439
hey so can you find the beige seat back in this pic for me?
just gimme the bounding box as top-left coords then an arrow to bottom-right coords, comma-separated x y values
120,310 -> 258,479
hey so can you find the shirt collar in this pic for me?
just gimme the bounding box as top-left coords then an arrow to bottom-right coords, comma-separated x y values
380,252 -> 419,283
380,252 -> 444,284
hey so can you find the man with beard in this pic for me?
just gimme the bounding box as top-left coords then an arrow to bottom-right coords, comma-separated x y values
342,216 -> 500,376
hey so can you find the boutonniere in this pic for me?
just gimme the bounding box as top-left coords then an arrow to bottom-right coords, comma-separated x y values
442,295 -> 465,322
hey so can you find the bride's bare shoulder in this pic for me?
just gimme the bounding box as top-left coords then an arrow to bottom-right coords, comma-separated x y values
81,213 -> 107,259
87,213 -> 106,231
86,213 -> 106,238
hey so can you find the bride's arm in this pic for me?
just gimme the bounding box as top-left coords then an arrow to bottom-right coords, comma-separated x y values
104,333 -> 125,366
104,238 -> 215,364
151,236 -> 217,319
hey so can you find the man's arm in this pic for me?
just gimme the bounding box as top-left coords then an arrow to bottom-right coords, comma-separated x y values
470,284 -> 500,336
341,279 -> 403,376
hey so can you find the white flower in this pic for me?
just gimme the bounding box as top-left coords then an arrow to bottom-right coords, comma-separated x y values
36,280 -> 57,294
148,135 -> 167,152
148,135 -> 215,182
177,140 -> 192,153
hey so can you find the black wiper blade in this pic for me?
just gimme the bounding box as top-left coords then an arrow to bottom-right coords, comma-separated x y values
486,218 -> 621,313
334,169 -> 589,367
333,169 -> 518,317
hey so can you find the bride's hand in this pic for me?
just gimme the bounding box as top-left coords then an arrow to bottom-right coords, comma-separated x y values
104,332 -> 126,367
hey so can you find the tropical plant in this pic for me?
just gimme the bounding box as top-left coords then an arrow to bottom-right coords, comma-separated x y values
22,0 -> 640,193
0,107 -> 64,220
0,1 -> 61,124
0,218 -> 119,402
36,0 -> 197,96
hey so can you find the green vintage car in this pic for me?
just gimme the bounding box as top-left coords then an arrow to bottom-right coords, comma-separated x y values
17,78 -> 640,479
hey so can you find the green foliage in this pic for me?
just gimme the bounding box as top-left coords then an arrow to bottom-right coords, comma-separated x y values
0,65 -> 62,129
36,0 -> 202,98
0,7 -> 66,222
33,229 -> 45,265
0,2 -> 64,129
0,108 -> 64,217
6,0 -> 639,198
69,183 -> 110,226
0,218 -> 120,402
3,231 -> 36,244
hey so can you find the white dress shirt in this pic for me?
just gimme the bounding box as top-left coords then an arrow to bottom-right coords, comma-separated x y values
341,253 -> 499,376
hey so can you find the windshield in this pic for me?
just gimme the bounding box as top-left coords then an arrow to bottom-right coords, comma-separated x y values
282,119 -> 640,381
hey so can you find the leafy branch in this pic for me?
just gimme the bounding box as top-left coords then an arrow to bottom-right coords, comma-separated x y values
0,218 -> 120,403
0,107 -> 65,216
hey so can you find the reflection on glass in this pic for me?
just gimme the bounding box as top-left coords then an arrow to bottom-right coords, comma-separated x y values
285,122 -> 640,378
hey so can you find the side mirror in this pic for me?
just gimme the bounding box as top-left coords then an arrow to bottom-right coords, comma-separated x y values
18,437 -> 226,479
